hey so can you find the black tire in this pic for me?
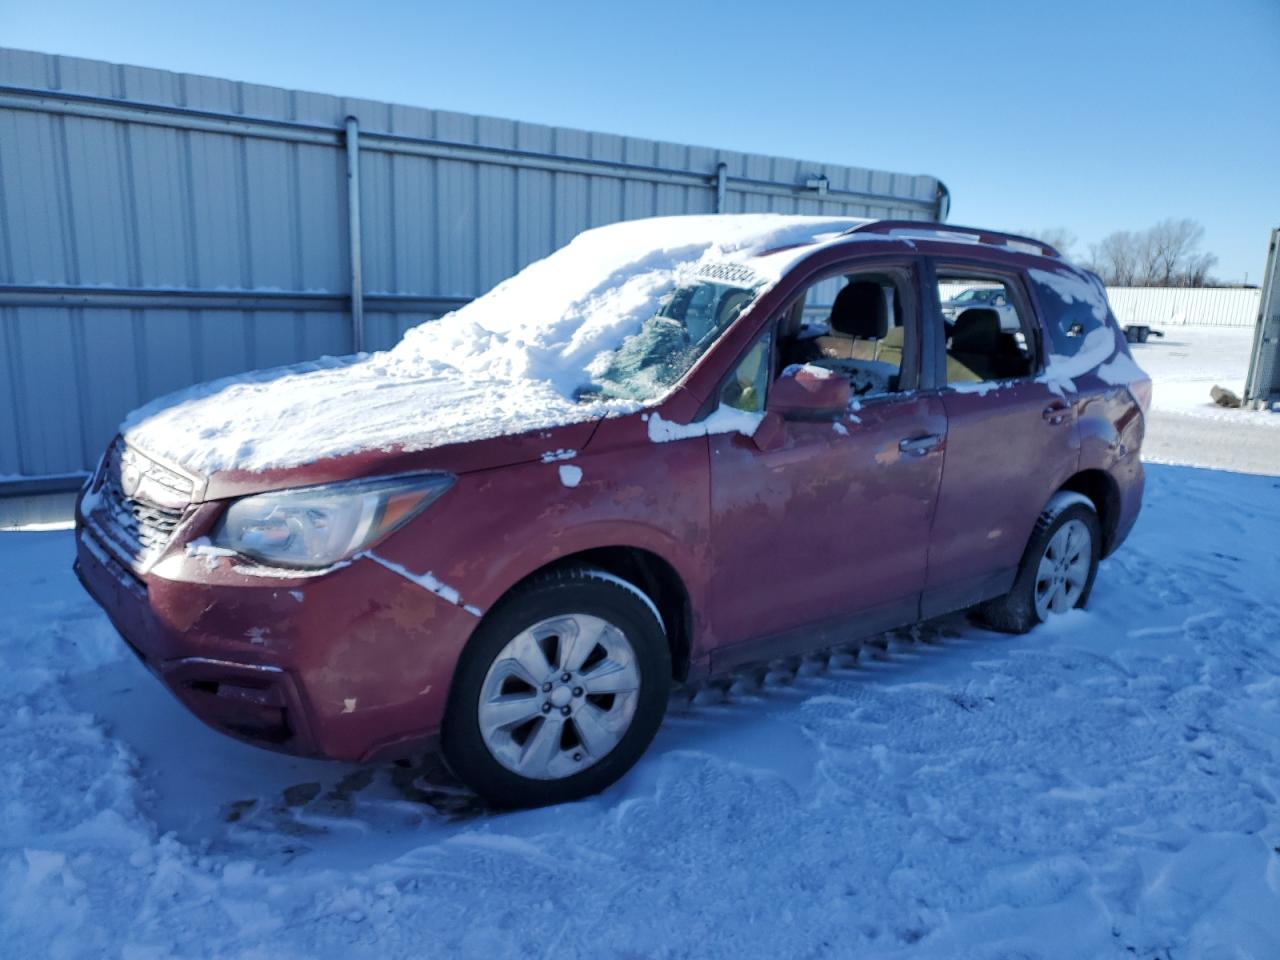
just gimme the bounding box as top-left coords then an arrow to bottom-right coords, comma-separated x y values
976,497 -> 1102,634
441,565 -> 671,808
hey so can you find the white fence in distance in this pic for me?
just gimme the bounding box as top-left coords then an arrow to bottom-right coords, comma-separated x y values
1105,287 -> 1260,329
939,282 -> 1260,329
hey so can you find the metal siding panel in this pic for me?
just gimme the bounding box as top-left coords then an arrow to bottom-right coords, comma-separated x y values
387,102 -> 433,139
622,137 -> 657,220
1,110 -> 71,283
62,115 -> 134,285
588,132 -> 625,229
342,97 -> 392,132
297,143 -> 347,292
239,81 -> 291,120
126,123 -> 191,286
476,117 -> 517,291
243,137 -> 297,289
552,128 -> 592,247
515,123 -> 554,270
0,308 -> 26,475
192,310 -> 252,383
293,89 -> 343,127
362,311 -> 399,352
186,130 -> 248,287
137,308 -> 199,397
118,63 -> 180,104
53,54 -> 115,97
391,151 -> 439,296
360,148 -> 396,293
301,311 -> 354,358
435,111 -> 479,297
0,48 -> 51,88
12,306 -> 85,474
250,310 -> 305,369
77,307 -> 143,455
180,72 -> 240,114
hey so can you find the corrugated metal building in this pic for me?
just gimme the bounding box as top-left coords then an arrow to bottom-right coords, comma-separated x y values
0,47 -> 948,491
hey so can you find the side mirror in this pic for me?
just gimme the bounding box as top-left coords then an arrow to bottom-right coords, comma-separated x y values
767,365 -> 851,420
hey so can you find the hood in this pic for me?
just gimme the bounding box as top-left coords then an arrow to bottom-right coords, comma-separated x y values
121,213 -> 868,479
122,353 -> 622,483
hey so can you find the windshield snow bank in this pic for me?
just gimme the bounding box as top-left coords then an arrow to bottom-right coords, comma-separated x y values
122,215 -> 866,474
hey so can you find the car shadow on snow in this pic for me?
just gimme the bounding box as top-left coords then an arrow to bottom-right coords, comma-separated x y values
72,607 -> 998,862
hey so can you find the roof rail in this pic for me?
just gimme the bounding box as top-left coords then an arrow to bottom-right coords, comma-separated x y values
845,220 -> 1061,258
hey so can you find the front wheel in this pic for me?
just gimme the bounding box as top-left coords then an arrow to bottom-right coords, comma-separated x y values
977,494 -> 1101,633
441,566 -> 671,808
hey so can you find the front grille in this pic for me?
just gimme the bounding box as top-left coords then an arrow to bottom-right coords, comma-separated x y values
90,441 -> 194,567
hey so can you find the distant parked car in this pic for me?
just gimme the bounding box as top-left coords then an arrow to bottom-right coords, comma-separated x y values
942,286 -> 1021,331
75,215 -> 1149,808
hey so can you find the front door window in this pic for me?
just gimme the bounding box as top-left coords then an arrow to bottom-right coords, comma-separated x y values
775,267 -> 919,400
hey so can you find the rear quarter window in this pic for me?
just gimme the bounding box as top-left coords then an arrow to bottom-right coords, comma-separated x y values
1026,267 -> 1112,359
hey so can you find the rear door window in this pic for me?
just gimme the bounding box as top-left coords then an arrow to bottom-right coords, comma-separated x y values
1026,268 -> 1110,359
936,272 -> 1038,384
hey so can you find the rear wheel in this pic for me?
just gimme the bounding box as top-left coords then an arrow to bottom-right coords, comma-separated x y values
442,566 -> 670,807
977,495 -> 1101,634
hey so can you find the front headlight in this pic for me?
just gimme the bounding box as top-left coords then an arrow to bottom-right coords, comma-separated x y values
212,473 -> 454,569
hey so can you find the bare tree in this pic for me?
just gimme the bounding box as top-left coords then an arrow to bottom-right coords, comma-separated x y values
1135,229 -> 1164,286
1148,218 -> 1207,285
1085,219 -> 1216,287
1088,231 -> 1139,285
1184,250 -> 1219,286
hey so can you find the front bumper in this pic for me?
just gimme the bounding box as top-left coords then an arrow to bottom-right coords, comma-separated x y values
74,518 -> 480,763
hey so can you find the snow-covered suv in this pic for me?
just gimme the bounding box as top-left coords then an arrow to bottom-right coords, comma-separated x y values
75,215 -> 1149,807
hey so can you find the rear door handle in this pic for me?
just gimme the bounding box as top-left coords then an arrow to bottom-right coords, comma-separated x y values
899,434 -> 943,456
1042,401 -> 1072,424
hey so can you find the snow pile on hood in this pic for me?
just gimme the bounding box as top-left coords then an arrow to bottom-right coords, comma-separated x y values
122,215 -> 865,475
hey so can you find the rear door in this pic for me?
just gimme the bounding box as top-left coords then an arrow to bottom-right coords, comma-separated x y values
706,257 -> 947,668
922,259 -> 1081,617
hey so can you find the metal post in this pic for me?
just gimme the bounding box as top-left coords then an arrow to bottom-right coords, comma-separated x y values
714,162 -> 727,213
344,115 -> 366,353
1244,228 -> 1280,410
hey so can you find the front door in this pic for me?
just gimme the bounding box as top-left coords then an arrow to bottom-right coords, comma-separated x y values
705,258 -> 947,668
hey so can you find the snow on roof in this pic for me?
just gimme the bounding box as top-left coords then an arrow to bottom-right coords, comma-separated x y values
122,215 -> 868,475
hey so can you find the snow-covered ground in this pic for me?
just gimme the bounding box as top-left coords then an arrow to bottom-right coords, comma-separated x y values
3,323 -> 1279,958
1133,325 -> 1280,476
3,464 -> 1279,958
1133,325 -> 1276,427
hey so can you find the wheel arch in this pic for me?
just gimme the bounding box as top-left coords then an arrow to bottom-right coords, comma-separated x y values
1057,469 -> 1121,556
508,547 -> 694,683
462,537 -> 696,688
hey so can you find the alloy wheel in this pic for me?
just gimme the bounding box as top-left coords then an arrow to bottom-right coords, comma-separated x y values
477,613 -> 641,780
1033,518 -> 1093,619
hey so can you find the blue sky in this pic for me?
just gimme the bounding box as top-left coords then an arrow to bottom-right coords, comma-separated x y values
3,0 -> 1277,281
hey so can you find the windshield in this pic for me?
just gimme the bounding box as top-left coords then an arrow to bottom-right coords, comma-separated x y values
589,278 -> 762,401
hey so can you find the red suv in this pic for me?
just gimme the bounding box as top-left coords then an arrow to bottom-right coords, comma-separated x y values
75,216 -> 1149,807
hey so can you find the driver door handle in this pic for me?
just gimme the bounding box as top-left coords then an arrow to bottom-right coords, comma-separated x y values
899,434 -> 943,456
